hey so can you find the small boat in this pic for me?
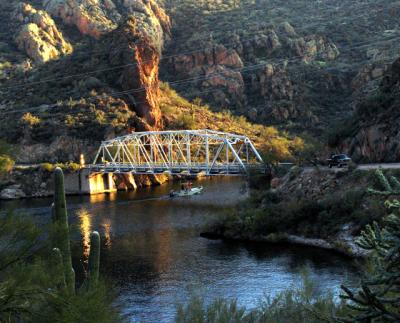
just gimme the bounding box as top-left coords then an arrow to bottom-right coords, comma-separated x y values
170,186 -> 203,197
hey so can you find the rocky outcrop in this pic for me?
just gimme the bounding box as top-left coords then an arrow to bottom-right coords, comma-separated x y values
43,0 -> 171,39
168,44 -> 246,109
14,3 -> 72,63
287,35 -> 339,63
108,14 -> 167,128
43,0 -> 120,38
0,184 -> 26,199
165,21 -> 339,121
340,57 -> 400,162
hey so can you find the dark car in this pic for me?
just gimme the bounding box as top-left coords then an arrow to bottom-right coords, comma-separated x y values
327,154 -> 351,168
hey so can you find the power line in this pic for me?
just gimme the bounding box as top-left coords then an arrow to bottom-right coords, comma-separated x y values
1,28 -> 398,93
1,0 -> 396,90
0,37 -> 393,118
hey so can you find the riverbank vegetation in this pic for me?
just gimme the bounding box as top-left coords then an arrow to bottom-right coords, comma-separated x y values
0,212 -> 117,322
0,140 -> 14,177
0,168 -> 118,322
178,170 -> 400,322
176,274 -> 348,322
160,82 -> 305,162
209,168 -> 387,242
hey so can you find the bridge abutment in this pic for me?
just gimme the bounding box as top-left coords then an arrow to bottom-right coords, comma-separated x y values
64,169 -> 117,195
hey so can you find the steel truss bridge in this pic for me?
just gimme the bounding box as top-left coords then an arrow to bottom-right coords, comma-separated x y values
91,130 -> 265,176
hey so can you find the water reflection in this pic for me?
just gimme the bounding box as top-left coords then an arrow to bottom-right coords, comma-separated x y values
1,177 -> 359,322
102,219 -> 112,249
77,208 -> 92,260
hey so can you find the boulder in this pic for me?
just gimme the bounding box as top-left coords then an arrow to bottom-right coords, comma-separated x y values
14,3 -> 72,63
43,0 -> 121,38
0,186 -> 26,199
43,0 -> 170,40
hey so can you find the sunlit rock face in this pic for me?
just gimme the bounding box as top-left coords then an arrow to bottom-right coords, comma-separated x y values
108,1 -> 170,129
43,0 -> 121,38
14,3 -> 72,63
42,0 -> 170,39
42,0 -> 170,129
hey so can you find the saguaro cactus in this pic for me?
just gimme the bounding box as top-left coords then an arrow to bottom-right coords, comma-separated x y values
51,247 -> 66,290
53,167 -> 75,295
88,231 -> 100,287
51,167 -> 101,294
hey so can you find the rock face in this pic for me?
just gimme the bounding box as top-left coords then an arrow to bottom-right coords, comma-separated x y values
35,0 -> 170,130
43,0 -> 120,38
43,0 -> 171,39
340,57 -> 400,162
0,185 -> 26,199
108,7 -> 170,129
14,3 -> 72,63
166,21 -> 339,121
168,44 -> 246,109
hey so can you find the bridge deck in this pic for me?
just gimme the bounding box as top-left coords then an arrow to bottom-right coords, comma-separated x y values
89,163 -> 265,176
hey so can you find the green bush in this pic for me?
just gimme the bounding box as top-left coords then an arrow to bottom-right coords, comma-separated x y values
0,210 -> 119,322
0,154 -> 14,175
213,186 -> 383,239
41,162 -> 81,173
0,140 -> 14,175
176,273 -> 348,323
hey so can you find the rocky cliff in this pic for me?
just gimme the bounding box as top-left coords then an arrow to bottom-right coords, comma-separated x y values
161,0 -> 400,138
337,58 -> 400,162
14,2 -> 72,63
1,0 -> 399,165
0,0 -> 171,162
164,21 -> 339,126
107,0 -> 171,129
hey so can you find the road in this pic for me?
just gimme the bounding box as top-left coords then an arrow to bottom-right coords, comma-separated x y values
357,163 -> 400,170
13,162 -> 400,172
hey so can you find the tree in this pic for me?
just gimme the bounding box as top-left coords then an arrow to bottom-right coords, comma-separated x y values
293,133 -> 323,166
341,170 -> 400,321
0,140 -> 14,176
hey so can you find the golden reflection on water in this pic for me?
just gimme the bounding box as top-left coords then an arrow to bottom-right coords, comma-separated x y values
78,208 -> 92,261
89,192 -> 118,204
102,219 -> 112,249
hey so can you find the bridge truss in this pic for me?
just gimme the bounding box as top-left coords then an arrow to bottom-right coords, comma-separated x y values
91,130 -> 265,175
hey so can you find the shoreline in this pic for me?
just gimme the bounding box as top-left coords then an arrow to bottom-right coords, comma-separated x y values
200,230 -> 368,259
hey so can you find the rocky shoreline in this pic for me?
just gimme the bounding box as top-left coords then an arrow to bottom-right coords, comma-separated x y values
0,165 -> 170,200
201,228 -> 368,259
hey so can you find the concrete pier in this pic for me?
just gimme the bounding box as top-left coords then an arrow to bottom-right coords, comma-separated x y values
64,168 -> 117,195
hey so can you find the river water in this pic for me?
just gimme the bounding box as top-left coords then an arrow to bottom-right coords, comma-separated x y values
1,177 -> 359,322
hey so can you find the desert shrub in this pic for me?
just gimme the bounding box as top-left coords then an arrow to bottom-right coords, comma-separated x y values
176,113 -> 196,129
40,162 -> 81,173
214,185 -> 382,239
176,273 -> 347,323
0,209 -> 118,322
326,117 -> 358,147
0,155 -> 14,175
0,140 -> 14,175
20,112 -> 41,128
341,172 -> 400,321
356,91 -> 396,118
288,165 -> 301,180
176,297 -> 246,323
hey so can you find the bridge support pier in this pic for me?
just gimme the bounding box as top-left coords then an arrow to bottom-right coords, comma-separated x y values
64,169 -> 117,195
